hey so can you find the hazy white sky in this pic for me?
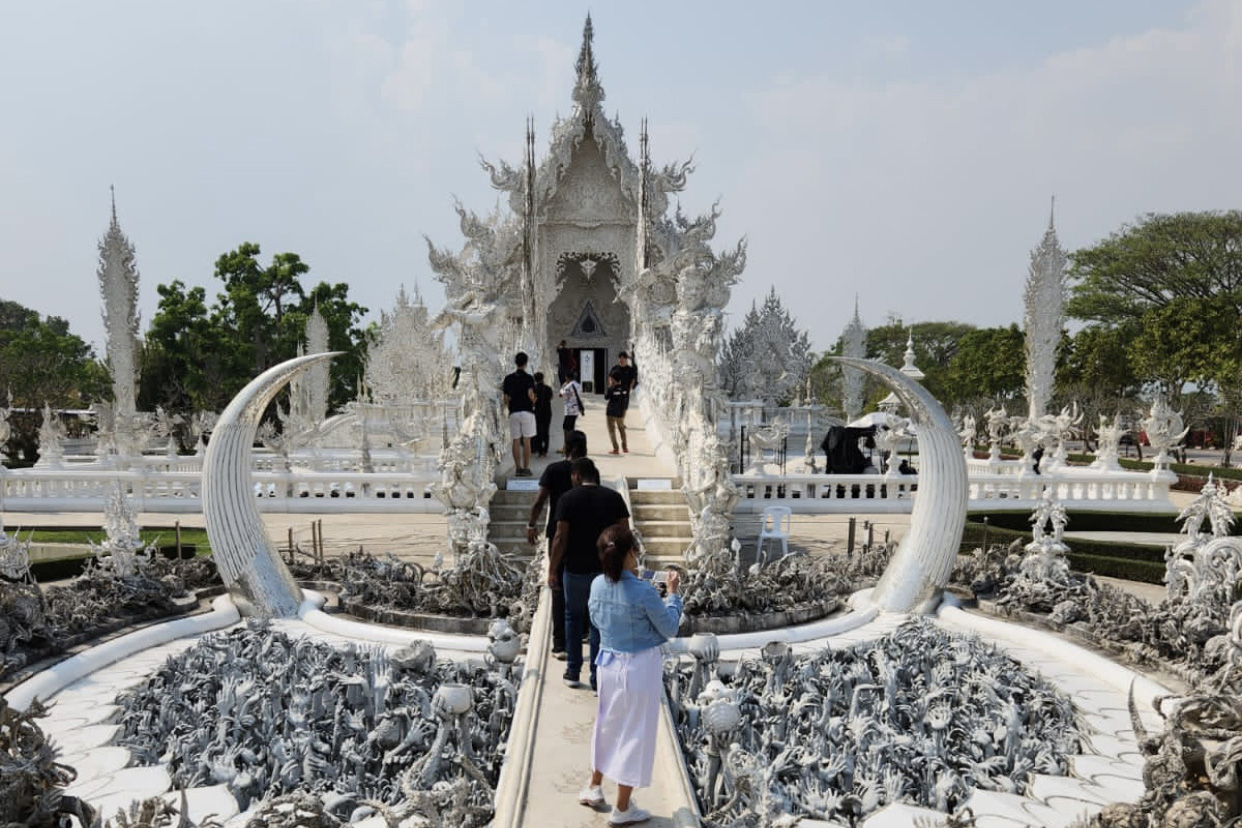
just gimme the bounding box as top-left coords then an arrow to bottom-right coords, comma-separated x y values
2,1 -> 1239,354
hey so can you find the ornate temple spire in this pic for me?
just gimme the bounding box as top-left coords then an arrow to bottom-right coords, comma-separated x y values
1024,196 -> 1068,420
97,189 -> 141,420
572,14 -> 605,112
900,331 -> 925,381
840,296 -> 867,420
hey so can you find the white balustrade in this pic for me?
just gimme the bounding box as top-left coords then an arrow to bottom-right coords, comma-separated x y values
732,466 -> 1175,514
0,465 -> 442,514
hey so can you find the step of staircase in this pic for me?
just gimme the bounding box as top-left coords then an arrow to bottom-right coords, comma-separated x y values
488,489 -> 539,556
626,478 -> 692,566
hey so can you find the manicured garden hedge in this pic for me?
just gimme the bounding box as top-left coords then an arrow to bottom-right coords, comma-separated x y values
962,518 -> 1169,584
969,509 -> 1190,536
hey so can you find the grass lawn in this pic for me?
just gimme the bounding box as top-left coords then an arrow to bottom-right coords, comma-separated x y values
15,526 -> 213,552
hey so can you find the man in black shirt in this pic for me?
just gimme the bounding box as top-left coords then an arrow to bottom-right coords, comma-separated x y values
531,372 -> 554,458
526,430 -> 587,659
501,352 -> 537,476
609,350 -> 638,392
549,457 -> 629,690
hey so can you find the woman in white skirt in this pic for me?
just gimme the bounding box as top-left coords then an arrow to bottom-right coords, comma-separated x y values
580,525 -> 683,825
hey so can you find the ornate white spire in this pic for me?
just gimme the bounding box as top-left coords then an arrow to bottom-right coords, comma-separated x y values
900,331 -> 924,381
97,188 -> 141,420
840,296 -> 867,420
572,14 -> 605,112
1024,196 -> 1067,420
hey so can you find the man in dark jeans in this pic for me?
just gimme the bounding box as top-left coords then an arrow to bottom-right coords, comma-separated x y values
526,430 -> 587,660
501,351 -> 537,476
548,457 -> 629,690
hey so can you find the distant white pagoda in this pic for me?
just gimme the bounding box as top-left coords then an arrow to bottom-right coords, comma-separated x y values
840,297 -> 867,420
97,188 -> 141,421
878,331 -> 924,414
1024,198 -> 1067,421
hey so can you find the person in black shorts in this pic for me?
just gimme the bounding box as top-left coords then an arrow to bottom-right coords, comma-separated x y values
549,457 -> 629,690
502,352 -> 536,476
527,430 -> 587,659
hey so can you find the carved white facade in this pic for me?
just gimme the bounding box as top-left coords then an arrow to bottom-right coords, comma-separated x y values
1023,200 -> 1067,421
365,285 -> 454,405
428,15 -> 744,561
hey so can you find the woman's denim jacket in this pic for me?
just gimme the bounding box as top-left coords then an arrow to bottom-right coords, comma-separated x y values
588,570 -> 683,653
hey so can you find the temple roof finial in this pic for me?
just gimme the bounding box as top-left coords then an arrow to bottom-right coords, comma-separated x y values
110,184 -> 118,228
1048,194 -> 1056,231
572,13 -> 605,111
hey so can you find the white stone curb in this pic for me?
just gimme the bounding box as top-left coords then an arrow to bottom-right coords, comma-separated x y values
6,594 -> 240,712
667,589 -> 879,655
297,589 -> 491,651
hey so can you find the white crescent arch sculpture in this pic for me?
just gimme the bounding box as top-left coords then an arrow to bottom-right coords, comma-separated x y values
833,357 -> 968,613
202,352 -> 339,618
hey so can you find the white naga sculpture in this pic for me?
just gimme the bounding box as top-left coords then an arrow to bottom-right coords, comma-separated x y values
1143,396 -> 1188,471
958,413 -> 977,457
835,358 -> 967,613
427,216 -> 513,563
1008,415 -> 1042,473
90,484 -> 156,578
1033,403 -> 1081,472
1092,413 -> 1126,470
35,403 -> 65,468
1021,486 -> 1071,581
1023,199 -> 1067,422
985,406 -> 1008,461
1165,475 -> 1241,606
202,353 -> 338,617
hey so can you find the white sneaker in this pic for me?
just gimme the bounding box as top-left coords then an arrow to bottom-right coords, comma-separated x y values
609,802 -> 651,825
578,784 -> 605,807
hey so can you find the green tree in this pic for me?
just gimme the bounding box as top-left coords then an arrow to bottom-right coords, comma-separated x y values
1067,211 -> 1242,324
140,246 -> 369,418
864,319 -> 977,406
0,299 -> 106,461
213,243 -> 310,376
139,280 -> 235,412
1068,211 -> 1242,460
942,324 -> 1026,408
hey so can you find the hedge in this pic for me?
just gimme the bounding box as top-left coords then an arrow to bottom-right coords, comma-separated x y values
962,518 -> 1170,582
970,510 -> 1190,536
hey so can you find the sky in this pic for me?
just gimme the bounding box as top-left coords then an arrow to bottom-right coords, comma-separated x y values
2,0 -> 1240,355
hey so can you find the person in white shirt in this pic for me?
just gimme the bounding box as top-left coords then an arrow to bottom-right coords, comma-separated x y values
559,376 -> 585,454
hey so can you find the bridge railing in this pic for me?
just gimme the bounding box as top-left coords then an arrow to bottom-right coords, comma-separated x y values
732,467 -> 1174,514
0,466 -> 442,514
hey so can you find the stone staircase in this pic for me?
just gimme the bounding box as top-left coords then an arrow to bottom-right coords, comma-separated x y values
626,477 -> 693,567
488,489 -> 539,557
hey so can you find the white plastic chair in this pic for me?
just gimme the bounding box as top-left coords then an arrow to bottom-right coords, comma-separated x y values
755,505 -> 793,566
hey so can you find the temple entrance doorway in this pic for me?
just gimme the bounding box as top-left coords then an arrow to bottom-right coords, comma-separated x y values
575,347 -> 608,393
